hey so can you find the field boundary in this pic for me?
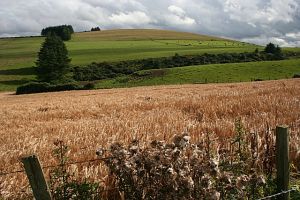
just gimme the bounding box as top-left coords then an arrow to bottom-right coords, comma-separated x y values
1,126 -> 299,199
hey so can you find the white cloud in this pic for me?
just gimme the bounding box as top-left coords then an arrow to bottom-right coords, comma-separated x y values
164,15 -> 196,26
286,32 -> 300,40
168,5 -> 186,17
0,0 -> 299,46
165,5 -> 196,26
109,11 -> 152,26
224,0 -> 298,24
242,35 -> 300,47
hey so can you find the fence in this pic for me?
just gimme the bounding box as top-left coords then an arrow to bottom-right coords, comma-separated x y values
0,125 -> 299,199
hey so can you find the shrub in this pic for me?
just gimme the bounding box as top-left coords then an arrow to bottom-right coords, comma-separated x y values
293,73 -> 300,78
52,83 -> 82,91
98,133 -> 270,200
16,82 -> 83,95
16,82 -> 52,95
83,82 -> 96,90
254,78 -> 263,82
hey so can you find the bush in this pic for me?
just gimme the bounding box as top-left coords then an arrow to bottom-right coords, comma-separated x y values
52,83 -> 82,91
98,133 -> 270,199
73,62 -> 135,81
16,82 -> 52,95
83,82 -> 96,90
293,73 -> 300,78
254,78 -> 263,82
16,82 -> 83,95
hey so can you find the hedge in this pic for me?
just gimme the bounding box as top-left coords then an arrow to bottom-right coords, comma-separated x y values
16,82 -> 94,95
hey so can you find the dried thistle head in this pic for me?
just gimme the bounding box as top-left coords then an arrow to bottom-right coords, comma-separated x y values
96,148 -> 105,157
173,134 -> 190,149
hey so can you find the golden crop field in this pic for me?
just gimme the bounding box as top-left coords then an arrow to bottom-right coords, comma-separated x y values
0,79 -> 299,199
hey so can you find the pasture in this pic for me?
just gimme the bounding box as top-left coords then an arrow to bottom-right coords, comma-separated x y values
0,29 -> 259,91
97,58 -> 300,88
0,79 -> 299,199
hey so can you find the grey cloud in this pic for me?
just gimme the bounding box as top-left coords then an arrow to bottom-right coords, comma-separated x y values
0,0 -> 299,46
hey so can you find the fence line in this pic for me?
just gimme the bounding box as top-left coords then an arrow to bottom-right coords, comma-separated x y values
257,188 -> 296,200
1,126 -> 299,199
42,156 -> 114,170
0,156 -> 115,177
0,169 -> 25,176
0,149 -> 299,177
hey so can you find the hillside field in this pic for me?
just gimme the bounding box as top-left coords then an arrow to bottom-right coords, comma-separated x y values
0,79 -> 299,198
0,29 -> 261,91
97,58 -> 300,88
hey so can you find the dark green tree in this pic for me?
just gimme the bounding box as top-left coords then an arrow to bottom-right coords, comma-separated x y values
275,45 -> 282,54
36,33 -> 71,83
91,27 -> 101,31
264,42 -> 283,60
61,27 -> 71,41
41,25 -> 74,41
264,43 -> 277,54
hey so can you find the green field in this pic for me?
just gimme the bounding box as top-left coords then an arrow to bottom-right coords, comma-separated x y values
96,59 -> 300,88
0,29 -> 261,91
0,29 -> 299,91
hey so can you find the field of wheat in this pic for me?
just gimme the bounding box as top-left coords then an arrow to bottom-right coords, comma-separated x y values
0,79 -> 299,199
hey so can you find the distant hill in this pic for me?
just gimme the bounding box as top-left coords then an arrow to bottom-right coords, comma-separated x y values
73,29 -> 226,41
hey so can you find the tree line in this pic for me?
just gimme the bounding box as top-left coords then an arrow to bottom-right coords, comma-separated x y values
41,25 -> 74,41
91,27 -> 101,32
73,47 -> 285,81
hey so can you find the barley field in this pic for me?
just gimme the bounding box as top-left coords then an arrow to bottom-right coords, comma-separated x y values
0,79 -> 299,199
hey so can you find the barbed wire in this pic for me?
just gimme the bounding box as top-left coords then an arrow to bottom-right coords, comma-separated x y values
0,155 -> 116,177
0,169 -> 24,176
257,188 -> 297,200
42,156 -> 114,170
1,148 -> 299,177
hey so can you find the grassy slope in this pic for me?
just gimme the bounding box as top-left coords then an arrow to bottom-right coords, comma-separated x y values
96,59 -> 300,88
0,29 -> 298,91
0,29 -> 257,67
0,29 -> 259,91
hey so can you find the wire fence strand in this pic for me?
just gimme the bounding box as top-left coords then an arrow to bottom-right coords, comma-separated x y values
0,156 -> 115,177
1,148 -> 299,177
0,169 -> 25,176
257,188 -> 297,200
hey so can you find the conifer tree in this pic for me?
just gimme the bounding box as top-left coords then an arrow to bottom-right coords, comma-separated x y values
264,43 -> 277,54
36,33 -> 71,83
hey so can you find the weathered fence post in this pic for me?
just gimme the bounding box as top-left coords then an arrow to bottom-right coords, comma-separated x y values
276,126 -> 289,200
21,155 -> 52,200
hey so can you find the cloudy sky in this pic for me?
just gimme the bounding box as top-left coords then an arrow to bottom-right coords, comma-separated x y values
0,0 -> 299,46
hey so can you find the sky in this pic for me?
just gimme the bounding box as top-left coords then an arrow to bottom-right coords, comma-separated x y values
0,0 -> 299,46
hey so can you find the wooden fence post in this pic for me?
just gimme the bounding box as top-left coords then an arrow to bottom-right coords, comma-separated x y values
276,126 -> 290,200
21,155 -> 52,200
